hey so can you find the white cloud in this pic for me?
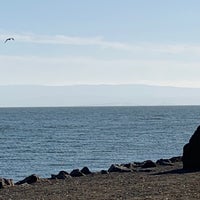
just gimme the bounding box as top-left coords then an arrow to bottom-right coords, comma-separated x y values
2,32 -> 200,55
1,32 -> 200,87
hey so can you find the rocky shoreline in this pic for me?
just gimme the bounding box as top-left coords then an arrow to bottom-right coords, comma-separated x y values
1,126 -> 200,199
1,158 -> 200,200
0,156 -> 182,189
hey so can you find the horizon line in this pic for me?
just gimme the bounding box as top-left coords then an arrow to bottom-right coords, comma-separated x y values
0,83 -> 200,89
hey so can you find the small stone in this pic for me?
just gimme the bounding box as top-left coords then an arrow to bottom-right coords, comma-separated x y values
0,178 -> 14,189
80,167 -> 92,175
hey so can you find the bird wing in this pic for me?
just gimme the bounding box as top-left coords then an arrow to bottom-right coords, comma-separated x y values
4,38 -> 15,43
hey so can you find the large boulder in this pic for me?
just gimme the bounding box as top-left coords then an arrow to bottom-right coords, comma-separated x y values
183,126 -> 200,170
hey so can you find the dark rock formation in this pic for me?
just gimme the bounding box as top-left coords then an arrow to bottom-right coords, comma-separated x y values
156,159 -> 173,166
141,160 -> 156,168
0,178 -> 14,188
121,163 -> 136,170
100,170 -> 108,174
169,156 -> 182,163
80,167 -> 92,175
70,169 -> 85,177
15,174 -> 39,185
108,164 -> 132,173
110,161 -> 157,171
128,161 -> 156,168
51,171 -> 71,179
183,126 -> 200,170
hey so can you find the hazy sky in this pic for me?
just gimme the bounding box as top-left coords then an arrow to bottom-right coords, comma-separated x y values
1,0 -> 200,87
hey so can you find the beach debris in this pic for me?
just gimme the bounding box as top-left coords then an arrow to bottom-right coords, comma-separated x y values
0,177 -> 14,189
183,125 -> 200,170
15,174 -> 39,185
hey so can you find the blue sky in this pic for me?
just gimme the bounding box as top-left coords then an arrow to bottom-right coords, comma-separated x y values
1,0 -> 200,87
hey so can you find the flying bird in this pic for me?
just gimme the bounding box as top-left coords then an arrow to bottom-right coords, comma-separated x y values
4,37 -> 15,43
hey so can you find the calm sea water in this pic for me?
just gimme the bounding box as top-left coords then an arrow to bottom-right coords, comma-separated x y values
0,106 -> 199,181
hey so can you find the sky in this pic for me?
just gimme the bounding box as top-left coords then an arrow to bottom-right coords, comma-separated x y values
1,0 -> 200,87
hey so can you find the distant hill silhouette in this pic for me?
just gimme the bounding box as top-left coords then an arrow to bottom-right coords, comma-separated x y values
1,84 -> 200,107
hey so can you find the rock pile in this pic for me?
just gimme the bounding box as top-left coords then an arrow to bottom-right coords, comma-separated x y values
51,167 -> 92,179
108,160 -> 157,173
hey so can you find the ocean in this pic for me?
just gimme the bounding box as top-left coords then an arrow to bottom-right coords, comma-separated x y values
0,106 -> 199,181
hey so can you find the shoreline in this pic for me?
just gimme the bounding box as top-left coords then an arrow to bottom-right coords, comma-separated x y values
2,156 -> 200,199
1,156 -> 182,184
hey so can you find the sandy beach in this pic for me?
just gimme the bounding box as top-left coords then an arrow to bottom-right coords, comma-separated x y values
0,161 -> 200,200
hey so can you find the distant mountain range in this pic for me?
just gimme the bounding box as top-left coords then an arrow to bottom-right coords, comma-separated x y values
1,84 -> 200,107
